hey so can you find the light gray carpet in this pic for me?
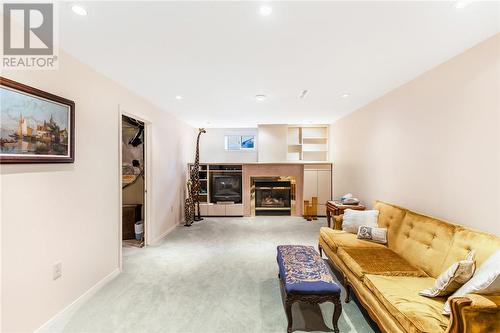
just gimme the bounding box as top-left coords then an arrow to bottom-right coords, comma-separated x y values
63,217 -> 378,333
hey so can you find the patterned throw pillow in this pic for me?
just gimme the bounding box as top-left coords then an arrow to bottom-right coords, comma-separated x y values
443,249 -> 500,315
419,250 -> 476,298
356,225 -> 387,244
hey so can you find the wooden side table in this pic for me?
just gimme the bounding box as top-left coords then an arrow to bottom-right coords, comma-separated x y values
326,201 -> 366,229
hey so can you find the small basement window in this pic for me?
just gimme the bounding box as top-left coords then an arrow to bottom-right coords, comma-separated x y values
224,135 -> 255,151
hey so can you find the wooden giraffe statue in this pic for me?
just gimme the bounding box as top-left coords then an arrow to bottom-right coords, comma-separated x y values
190,128 -> 206,222
184,180 -> 195,226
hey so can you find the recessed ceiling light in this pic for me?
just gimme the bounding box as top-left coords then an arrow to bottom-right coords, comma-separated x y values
175,95 -> 183,100
341,93 -> 350,99
255,94 -> 267,102
259,5 -> 273,16
71,4 -> 87,16
454,1 -> 471,9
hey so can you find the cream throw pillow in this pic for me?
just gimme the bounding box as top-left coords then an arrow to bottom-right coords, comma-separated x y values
342,209 -> 379,234
356,225 -> 387,244
419,250 -> 475,298
443,249 -> 500,315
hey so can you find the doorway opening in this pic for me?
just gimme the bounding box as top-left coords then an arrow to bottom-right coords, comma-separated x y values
121,115 -> 146,248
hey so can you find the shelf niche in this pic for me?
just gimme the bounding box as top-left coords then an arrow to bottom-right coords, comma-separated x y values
287,125 -> 329,162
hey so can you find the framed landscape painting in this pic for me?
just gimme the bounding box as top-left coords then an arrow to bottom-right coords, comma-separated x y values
0,77 -> 75,163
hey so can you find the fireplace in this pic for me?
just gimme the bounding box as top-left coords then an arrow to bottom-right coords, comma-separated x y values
253,179 -> 292,216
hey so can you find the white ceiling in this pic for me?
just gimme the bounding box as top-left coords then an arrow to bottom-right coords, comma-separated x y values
59,1 -> 500,127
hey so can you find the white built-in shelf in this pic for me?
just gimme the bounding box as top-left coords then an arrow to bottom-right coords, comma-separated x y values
287,125 -> 329,162
302,137 -> 328,142
303,149 -> 328,152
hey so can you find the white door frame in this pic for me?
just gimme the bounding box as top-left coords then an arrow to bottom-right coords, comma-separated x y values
118,105 -> 152,271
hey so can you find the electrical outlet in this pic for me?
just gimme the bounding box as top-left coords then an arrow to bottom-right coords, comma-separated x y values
53,262 -> 62,280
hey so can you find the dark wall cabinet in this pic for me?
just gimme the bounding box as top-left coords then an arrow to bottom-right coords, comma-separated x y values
122,204 -> 142,240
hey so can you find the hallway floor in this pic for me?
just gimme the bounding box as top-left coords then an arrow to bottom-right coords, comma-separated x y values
63,217 -> 378,333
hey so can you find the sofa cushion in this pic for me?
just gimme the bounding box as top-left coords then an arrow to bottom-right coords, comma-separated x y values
441,227 -> 500,272
319,227 -> 385,253
373,201 -> 407,249
392,211 -> 456,278
337,247 -> 427,280
419,250 -> 476,298
364,275 -> 449,333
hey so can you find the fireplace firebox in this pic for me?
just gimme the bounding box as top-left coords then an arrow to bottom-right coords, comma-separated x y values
254,180 -> 291,216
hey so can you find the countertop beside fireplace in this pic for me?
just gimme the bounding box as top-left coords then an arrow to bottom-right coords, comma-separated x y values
204,161 -> 333,165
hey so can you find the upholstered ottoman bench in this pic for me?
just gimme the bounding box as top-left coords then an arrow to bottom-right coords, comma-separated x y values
277,245 -> 342,333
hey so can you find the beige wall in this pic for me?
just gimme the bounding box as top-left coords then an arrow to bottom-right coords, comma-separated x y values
199,128 -> 258,163
1,51 -> 194,332
331,34 -> 500,235
258,125 -> 288,162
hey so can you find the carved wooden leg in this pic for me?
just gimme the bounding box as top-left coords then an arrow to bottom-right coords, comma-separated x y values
318,244 -> 323,257
285,299 -> 293,333
332,297 -> 342,333
344,282 -> 351,303
326,208 -> 331,228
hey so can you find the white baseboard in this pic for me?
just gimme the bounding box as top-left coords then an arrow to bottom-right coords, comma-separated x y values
35,268 -> 120,333
151,222 -> 178,244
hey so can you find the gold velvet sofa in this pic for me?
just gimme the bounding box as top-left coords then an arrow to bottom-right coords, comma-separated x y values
318,201 -> 500,333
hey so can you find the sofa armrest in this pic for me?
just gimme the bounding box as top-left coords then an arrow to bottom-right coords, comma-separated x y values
447,294 -> 500,333
333,215 -> 343,230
